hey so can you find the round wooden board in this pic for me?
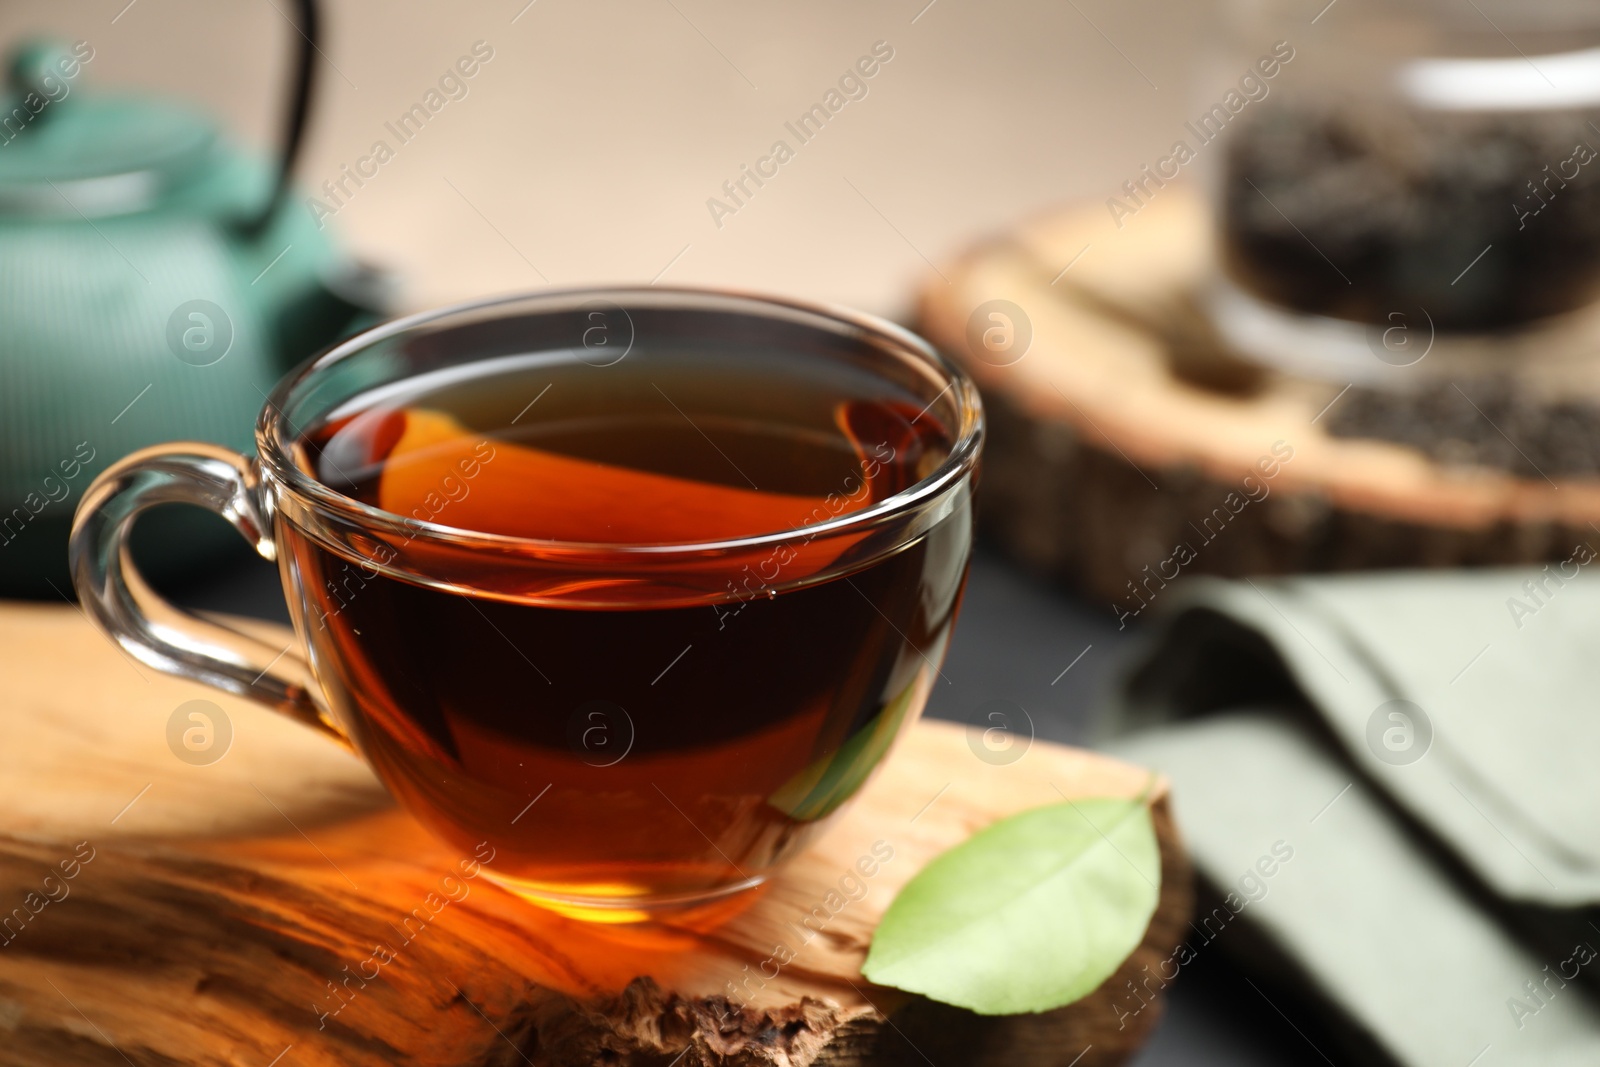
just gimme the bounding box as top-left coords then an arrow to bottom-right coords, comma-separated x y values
917,189 -> 1600,608
0,602 -> 1190,1067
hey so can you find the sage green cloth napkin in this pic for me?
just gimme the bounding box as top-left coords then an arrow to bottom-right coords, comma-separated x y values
1101,567 -> 1600,1066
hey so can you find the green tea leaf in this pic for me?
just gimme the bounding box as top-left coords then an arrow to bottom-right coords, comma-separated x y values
861,796 -> 1160,1015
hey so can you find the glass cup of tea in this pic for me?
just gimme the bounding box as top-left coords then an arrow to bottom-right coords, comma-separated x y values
70,288 -> 982,920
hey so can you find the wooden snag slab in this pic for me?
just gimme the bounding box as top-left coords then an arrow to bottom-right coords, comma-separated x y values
918,189 -> 1600,606
0,603 -> 1191,1067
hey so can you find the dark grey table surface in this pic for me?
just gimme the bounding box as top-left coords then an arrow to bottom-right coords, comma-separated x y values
162,540 -> 1344,1065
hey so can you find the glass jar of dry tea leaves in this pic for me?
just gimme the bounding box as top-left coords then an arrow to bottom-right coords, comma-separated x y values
1204,0 -> 1600,387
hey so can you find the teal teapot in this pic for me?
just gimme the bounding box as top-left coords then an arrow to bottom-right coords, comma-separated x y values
0,0 -> 387,596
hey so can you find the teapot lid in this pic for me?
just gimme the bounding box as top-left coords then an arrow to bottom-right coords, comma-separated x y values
0,41 -> 217,216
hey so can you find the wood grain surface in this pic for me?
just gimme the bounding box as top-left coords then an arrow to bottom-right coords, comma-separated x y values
0,603 -> 1190,1066
918,189 -> 1600,604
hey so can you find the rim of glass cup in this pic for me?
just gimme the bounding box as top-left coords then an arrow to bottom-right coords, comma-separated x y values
257,285 -> 984,559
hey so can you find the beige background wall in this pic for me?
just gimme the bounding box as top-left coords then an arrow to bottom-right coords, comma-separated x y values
0,0 -> 1216,316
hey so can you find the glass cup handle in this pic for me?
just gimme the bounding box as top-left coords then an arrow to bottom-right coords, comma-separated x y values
69,442 -> 340,741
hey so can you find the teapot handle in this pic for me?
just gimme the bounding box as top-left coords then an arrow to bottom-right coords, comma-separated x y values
245,0 -> 318,236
